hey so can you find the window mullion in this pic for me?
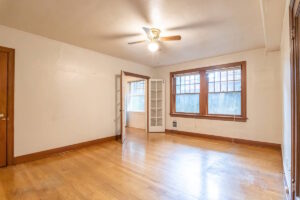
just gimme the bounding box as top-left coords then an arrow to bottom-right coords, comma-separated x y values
200,70 -> 207,116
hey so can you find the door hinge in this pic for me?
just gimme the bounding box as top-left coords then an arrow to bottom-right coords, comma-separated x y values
292,179 -> 296,193
291,28 -> 296,40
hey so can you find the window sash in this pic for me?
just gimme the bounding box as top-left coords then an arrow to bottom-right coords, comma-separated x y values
127,81 -> 145,112
170,61 -> 247,121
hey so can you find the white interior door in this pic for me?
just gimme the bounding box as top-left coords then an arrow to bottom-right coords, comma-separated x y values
149,79 -> 165,132
121,71 -> 127,143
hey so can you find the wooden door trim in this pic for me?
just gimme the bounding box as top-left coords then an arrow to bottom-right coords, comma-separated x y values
0,46 -> 14,166
120,71 -> 150,138
291,0 -> 300,198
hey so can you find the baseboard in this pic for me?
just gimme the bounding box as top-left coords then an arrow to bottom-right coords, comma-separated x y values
14,135 -> 117,164
166,129 -> 281,150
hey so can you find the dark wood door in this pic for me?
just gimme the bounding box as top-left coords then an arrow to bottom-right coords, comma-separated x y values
0,51 -> 8,167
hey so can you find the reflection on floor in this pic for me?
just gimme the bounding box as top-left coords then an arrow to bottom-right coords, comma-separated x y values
0,128 -> 284,200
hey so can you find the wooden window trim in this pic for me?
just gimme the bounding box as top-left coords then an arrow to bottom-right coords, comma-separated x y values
170,61 -> 247,122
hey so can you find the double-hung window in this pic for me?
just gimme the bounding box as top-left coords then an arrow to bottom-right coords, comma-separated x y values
170,61 -> 246,121
175,72 -> 200,113
127,80 -> 145,112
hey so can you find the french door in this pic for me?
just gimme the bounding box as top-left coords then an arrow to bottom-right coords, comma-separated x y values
149,79 -> 165,132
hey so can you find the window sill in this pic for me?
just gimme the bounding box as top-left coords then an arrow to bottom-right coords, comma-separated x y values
170,113 -> 247,122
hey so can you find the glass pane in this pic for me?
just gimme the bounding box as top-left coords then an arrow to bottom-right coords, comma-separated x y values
221,71 -> 227,81
185,76 -> 190,84
190,84 -> 195,93
176,94 -> 199,113
234,69 -> 241,80
209,82 -> 214,92
208,72 -> 214,82
181,76 -> 185,84
185,85 -> 190,93
215,71 -> 220,81
128,95 -> 145,112
228,70 -> 234,81
195,84 -> 200,93
234,80 -> 241,91
190,75 -> 195,84
176,77 -> 180,85
221,81 -> 227,92
215,81 -> 220,92
228,81 -> 234,92
208,92 -> 241,115
176,86 -> 180,94
195,74 -> 200,83
181,85 -> 185,93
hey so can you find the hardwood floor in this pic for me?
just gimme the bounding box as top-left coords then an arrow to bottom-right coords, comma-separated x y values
0,128 -> 284,200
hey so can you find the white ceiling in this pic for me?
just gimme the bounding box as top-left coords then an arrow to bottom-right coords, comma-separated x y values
0,0 -> 285,67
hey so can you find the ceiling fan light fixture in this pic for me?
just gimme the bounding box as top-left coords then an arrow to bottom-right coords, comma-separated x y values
148,42 -> 159,52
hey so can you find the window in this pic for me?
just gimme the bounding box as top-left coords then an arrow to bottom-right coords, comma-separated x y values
170,61 -> 246,121
175,73 -> 200,113
127,80 -> 145,112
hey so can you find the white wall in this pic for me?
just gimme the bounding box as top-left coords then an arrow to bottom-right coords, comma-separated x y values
125,76 -> 146,130
0,25 -> 153,157
155,48 -> 282,144
280,0 -> 292,192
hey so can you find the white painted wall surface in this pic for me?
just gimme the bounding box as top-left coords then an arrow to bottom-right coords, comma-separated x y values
155,48 -> 282,144
280,0 -> 292,191
0,25 -> 153,156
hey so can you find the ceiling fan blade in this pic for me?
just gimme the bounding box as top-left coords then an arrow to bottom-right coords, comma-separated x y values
142,27 -> 150,35
128,40 -> 146,45
160,35 -> 182,41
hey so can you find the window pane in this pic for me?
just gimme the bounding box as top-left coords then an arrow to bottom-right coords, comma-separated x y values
195,84 -> 200,93
221,81 -> 227,92
228,81 -> 234,91
234,69 -> 241,80
209,82 -> 214,92
234,80 -> 241,91
190,75 -> 195,84
181,85 -> 185,93
190,84 -> 195,93
195,74 -> 200,83
221,71 -> 227,81
208,92 -> 241,115
208,72 -> 214,82
185,85 -> 189,93
215,71 -> 220,81
176,77 -> 180,85
228,70 -> 234,80
176,94 -> 199,113
185,76 -> 190,84
176,86 -> 180,94
128,81 -> 145,112
215,81 -> 220,92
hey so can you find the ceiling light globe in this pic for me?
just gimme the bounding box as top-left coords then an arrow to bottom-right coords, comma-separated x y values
148,42 -> 159,52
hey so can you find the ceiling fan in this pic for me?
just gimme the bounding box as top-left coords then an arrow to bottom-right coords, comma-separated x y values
128,27 -> 181,52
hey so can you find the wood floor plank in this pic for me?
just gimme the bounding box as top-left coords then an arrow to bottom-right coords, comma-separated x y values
0,128 -> 284,199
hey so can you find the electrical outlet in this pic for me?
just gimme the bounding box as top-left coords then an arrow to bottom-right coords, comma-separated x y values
172,120 -> 177,128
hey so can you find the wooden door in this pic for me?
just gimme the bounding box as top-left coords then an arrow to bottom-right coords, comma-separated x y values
0,51 -> 8,167
120,71 -> 127,143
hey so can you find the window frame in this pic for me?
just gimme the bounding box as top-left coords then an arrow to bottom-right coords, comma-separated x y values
127,80 -> 145,112
170,61 -> 247,122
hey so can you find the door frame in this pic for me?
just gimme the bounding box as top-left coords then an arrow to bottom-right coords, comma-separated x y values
0,46 -> 15,166
120,71 -> 150,140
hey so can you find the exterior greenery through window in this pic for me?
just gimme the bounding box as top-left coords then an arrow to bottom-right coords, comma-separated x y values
170,61 -> 247,121
127,80 -> 145,112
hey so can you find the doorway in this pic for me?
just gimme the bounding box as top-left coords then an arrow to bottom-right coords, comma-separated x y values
120,71 -> 150,143
0,46 -> 14,167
